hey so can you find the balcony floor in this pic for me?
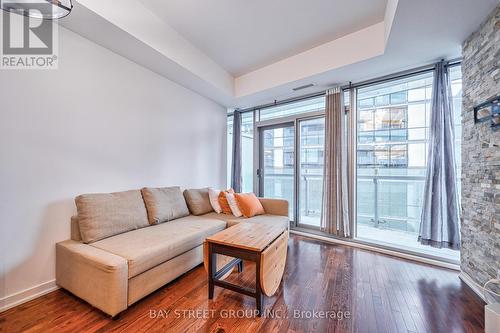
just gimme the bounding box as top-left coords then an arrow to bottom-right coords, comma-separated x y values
298,217 -> 460,262
357,224 -> 459,261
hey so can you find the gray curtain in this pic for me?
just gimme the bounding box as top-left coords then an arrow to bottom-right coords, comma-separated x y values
418,61 -> 460,249
231,110 -> 242,192
321,88 -> 350,237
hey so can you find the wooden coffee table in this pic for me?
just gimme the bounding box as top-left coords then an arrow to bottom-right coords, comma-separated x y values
205,222 -> 288,316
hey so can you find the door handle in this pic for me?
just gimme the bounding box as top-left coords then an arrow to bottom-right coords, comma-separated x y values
256,168 -> 262,177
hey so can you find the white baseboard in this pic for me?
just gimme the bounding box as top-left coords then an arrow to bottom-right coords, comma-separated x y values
459,271 -> 487,302
290,230 -> 460,271
0,280 -> 59,313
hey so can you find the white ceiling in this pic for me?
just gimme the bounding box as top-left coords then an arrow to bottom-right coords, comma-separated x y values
233,0 -> 500,108
63,0 -> 500,108
140,0 -> 387,76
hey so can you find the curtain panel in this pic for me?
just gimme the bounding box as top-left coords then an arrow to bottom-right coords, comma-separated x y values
418,61 -> 460,249
231,110 -> 242,193
321,88 -> 350,237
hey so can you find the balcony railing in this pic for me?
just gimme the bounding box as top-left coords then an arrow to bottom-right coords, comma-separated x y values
357,167 -> 426,234
264,169 -> 425,233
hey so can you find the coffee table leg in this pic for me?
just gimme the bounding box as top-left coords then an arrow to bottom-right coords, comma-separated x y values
255,255 -> 263,316
237,260 -> 244,272
208,243 -> 216,299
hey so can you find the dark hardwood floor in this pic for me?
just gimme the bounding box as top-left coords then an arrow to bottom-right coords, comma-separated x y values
0,235 -> 485,333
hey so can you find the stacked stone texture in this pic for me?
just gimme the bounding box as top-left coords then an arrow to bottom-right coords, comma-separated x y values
461,5 -> 500,288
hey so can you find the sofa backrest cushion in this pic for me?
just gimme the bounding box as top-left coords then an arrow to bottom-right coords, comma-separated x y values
183,188 -> 214,215
141,186 -> 189,225
75,190 -> 149,243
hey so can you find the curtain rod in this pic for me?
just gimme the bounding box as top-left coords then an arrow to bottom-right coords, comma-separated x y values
230,58 -> 462,115
340,58 -> 462,91
233,90 -> 326,115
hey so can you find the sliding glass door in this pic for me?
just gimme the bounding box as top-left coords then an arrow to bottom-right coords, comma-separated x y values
259,123 -> 295,218
257,115 -> 325,227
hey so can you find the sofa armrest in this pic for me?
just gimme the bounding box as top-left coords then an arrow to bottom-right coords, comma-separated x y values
258,198 -> 289,217
56,240 -> 128,316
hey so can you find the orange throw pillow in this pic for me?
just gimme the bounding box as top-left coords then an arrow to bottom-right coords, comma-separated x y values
218,189 -> 234,215
234,193 -> 265,218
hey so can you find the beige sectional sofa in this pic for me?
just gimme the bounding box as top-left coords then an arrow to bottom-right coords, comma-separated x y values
56,187 -> 288,317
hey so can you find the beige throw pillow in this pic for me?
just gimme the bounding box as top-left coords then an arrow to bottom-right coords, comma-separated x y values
141,186 -> 190,225
208,188 -> 222,213
183,188 -> 214,215
75,189 -> 149,243
225,192 -> 243,217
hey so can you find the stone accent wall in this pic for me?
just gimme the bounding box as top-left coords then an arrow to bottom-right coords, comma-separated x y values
461,5 -> 500,288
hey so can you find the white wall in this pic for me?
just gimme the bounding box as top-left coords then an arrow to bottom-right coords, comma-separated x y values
0,26 -> 227,310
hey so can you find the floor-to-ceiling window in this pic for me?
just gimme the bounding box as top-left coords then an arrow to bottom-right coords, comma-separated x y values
227,63 -> 462,262
355,67 -> 462,260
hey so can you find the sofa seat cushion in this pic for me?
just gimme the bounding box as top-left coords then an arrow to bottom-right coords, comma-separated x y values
201,212 -> 289,229
201,212 -> 245,227
89,216 -> 226,278
245,215 -> 289,230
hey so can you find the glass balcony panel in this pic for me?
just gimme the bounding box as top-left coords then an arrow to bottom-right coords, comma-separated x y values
357,179 -> 375,217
